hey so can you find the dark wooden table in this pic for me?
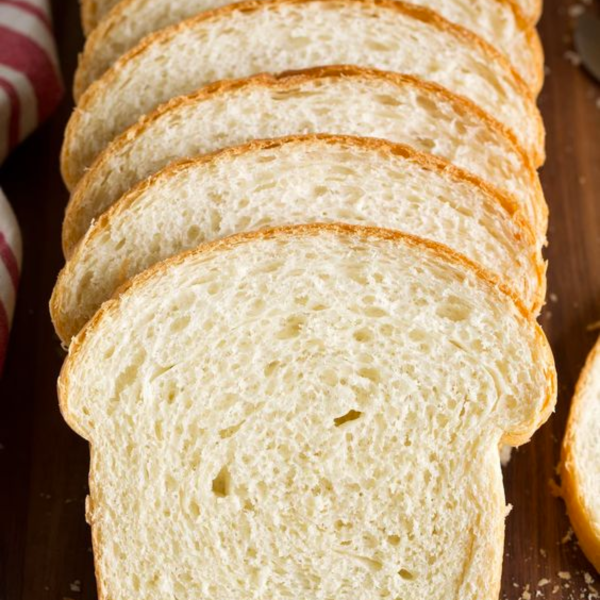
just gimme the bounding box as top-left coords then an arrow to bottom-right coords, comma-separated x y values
0,0 -> 599,598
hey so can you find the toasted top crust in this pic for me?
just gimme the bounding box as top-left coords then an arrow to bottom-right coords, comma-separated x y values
561,336 -> 600,572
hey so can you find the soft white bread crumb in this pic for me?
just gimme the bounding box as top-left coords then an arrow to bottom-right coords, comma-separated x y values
59,224 -> 556,600
62,0 -> 545,190
51,135 -> 546,343
561,335 -> 600,572
76,0 -> 543,97
62,67 -> 547,255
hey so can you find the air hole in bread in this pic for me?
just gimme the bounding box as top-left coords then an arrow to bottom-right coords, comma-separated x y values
353,328 -> 373,343
364,306 -> 388,318
435,297 -> 471,322
374,94 -> 401,107
334,409 -> 363,427
276,315 -> 305,339
187,225 -> 201,241
219,420 -> 246,439
212,466 -> 230,498
398,568 -> 416,580
170,315 -> 190,333
264,361 -> 279,377
321,369 -> 338,387
358,367 -> 381,384
388,535 -> 401,546
207,282 -> 220,296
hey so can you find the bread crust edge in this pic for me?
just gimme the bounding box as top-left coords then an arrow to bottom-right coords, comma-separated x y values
560,335 -> 600,572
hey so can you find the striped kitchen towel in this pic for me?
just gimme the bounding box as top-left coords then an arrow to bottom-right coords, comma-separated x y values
0,0 -> 63,372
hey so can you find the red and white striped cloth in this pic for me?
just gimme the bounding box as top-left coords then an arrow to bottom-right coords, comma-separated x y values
0,0 -> 62,372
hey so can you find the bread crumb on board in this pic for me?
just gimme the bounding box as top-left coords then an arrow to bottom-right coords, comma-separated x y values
561,528 -> 575,544
520,584 -> 532,600
587,320 -> 600,331
69,580 -> 81,593
500,445 -> 513,466
568,4 -> 586,17
564,50 -> 582,67
559,571 -> 572,580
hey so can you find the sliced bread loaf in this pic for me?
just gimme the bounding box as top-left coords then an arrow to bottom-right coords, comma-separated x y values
51,134 -> 545,344
75,0 -> 543,98
560,336 -> 600,572
58,223 -> 556,600
62,0 -> 545,189
62,67 -> 547,256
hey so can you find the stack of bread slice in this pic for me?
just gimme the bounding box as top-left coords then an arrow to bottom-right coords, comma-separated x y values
52,0 -> 556,597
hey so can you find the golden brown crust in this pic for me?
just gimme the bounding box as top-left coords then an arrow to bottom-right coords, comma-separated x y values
80,0 -> 98,35
75,0 -> 544,100
62,0 -> 545,187
51,133 -> 547,345
58,222 -> 556,447
560,336 -> 600,572
61,65 -> 547,257
514,0 -> 542,24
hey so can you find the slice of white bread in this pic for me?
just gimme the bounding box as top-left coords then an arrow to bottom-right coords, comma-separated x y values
58,224 -> 556,600
79,0 -> 543,34
75,0 -> 543,98
63,0 -> 545,187
62,67 -> 548,256
51,134 -> 546,345
560,335 -> 600,572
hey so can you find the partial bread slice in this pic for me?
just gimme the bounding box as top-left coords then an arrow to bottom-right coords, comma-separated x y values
62,67 -> 547,256
51,134 -> 546,344
58,223 -> 556,600
75,0 -> 543,98
63,0 -> 545,187
79,0 -> 543,36
560,336 -> 600,572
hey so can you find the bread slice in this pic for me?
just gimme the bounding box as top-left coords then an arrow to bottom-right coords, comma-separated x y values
51,134 -> 546,344
63,0 -> 545,187
62,67 -> 547,256
58,223 -> 556,600
560,336 -> 600,572
75,0 -> 543,98
79,0 -> 543,37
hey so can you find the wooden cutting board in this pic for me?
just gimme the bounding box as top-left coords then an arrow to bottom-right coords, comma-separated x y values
0,0 -> 599,598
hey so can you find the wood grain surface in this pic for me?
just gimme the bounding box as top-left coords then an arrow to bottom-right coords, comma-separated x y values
0,0 -> 599,598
